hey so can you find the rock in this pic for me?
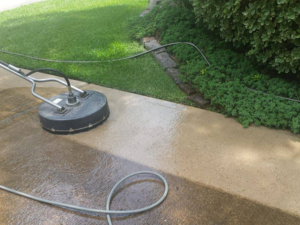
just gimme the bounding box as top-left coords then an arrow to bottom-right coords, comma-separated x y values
143,38 -> 167,53
166,68 -> 182,84
143,38 -> 176,69
154,48 -> 167,54
177,83 -> 197,96
142,37 -> 156,44
144,39 -> 161,50
152,52 -> 177,69
187,93 -> 210,108
140,9 -> 150,17
149,0 -> 162,9
141,36 -> 208,106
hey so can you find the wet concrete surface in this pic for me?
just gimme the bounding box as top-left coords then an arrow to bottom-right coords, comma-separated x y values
69,84 -> 300,217
0,106 -> 300,225
1,69 -> 300,224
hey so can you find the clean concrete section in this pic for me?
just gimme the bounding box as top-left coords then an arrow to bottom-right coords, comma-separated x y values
1,67 -> 300,224
0,0 -> 44,12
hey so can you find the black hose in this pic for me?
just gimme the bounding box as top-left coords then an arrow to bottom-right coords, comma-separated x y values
0,42 -> 210,65
26,68 -> 71,87
1,44 -> 299,103
0,60 -> 9,67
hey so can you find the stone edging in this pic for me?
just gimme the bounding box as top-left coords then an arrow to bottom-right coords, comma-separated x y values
140,0 -> 160,16
141,37 -> 209,108
139,1 -> 209,108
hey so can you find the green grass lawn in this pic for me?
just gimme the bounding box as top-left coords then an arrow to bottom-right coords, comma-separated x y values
0,0 -> 187,103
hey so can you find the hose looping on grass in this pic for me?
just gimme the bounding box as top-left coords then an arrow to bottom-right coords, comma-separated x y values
1,42 -> 300,102
0,42 -> 210,65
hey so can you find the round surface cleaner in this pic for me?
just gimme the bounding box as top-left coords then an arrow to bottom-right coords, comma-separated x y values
39,90 -> 109,133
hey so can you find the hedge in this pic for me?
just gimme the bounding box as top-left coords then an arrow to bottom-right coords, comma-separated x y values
191,0 -> 300,75
129,3 -> 300,133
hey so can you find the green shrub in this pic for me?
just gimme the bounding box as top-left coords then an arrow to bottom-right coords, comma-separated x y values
191,0 -> 300,74
130,3 -> 300,133
172,0 -> 193,9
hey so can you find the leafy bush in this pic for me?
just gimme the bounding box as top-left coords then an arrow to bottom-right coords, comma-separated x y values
172,0 -> 193,9
191,0 -> 300,74
130,3 -> 300,133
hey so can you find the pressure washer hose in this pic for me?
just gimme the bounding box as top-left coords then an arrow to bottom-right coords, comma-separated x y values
1,42 -> 299,102
0,171 -> 168,225
0,40 -> 298,224
0,42 -> 211,65
0,43 -> 206,225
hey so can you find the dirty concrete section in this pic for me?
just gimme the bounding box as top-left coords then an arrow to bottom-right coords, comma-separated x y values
0,88 -> 57,126
1,68 -> 300,224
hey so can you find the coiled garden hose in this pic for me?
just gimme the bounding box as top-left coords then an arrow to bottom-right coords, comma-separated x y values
0,171 -> 168,225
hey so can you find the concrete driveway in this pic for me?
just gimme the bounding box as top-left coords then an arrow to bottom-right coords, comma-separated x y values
0,0 -> 44,12
2,0 -> 300,224
1,66 -> 300,224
